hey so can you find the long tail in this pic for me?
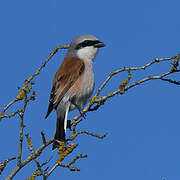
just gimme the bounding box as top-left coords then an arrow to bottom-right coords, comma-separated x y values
52,103 -> 69,150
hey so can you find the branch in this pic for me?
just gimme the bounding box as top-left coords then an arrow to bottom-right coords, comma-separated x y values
45,142 -> 79,178
70,55 -> 180,125
161,78 -> 180,85
45,153 -> 87,178
2,46 -> 179,179
95,56 -> 176,97
25,134 -> 48,180
0,45 -> 69,121
58,154 -> 88,171
17,96 -> 29,166
0,157 -> 16,175
41,131 -> 47,145
69,131 -> 108,141
6,137 -> 54,180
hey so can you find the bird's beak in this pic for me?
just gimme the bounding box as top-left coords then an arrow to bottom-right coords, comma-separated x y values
94,42 -> 106,48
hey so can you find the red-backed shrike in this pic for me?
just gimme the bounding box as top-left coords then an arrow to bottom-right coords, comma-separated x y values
45,35 -> 105,149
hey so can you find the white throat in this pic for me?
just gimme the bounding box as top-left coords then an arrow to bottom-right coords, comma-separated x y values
77,46 -> 98,61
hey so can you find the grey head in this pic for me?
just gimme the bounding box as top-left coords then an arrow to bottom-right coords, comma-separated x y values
66,35 -> 105,60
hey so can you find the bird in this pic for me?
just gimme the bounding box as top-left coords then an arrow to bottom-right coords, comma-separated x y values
45,35 -> 105,149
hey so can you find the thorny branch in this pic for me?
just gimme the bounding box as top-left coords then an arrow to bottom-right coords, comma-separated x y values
0,45 -> 179,179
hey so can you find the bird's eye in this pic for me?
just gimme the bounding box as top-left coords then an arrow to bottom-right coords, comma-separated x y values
75,40 -> 100,49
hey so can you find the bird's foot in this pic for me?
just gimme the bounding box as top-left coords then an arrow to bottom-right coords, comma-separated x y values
52,139 -> 67,150
52,140 -> 61,150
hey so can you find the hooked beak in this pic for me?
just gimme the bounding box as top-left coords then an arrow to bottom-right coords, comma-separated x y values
94,41 -> 106,48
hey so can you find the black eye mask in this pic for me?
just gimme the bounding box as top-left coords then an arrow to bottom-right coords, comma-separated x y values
75,40 -> 100,50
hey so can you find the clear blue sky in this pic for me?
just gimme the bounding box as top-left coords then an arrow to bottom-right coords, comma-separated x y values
0,0 -> 180,179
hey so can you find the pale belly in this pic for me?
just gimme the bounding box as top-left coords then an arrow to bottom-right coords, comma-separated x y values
69,65 -> 94,111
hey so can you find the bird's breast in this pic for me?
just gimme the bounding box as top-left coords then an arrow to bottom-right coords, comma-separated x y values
70,60 -> 94,109
80,62 -> 95,97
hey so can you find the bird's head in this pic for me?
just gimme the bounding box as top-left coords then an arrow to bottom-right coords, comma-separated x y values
67,35 -> 105,61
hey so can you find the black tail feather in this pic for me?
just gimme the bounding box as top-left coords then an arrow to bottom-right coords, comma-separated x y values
52,108 -> 66,150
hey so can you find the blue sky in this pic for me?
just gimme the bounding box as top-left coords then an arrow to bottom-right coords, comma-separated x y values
0,0 -> 180,179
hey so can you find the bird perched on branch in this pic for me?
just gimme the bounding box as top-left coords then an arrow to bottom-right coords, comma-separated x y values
45,35 -> 105,150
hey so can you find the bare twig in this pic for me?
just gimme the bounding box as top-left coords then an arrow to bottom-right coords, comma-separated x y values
0,45 -> 69,121
70,55 -> 179,125
41,131 -> 47,145
69,131 -> 108,141
6,138 -> 54,180
95,56 -> 176,97
45,154 -> 87,178
58,154 -> 88,171
45,142 -> 79,178
45,163 -> 58,179
0,157 -> 16,175
25,134 -> 47,179
25,157 -> 52,180
161,78 -> 180,85
17,96 -> 28,166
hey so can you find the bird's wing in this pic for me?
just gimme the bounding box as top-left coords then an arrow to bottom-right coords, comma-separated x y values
45,57 -> 85,118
